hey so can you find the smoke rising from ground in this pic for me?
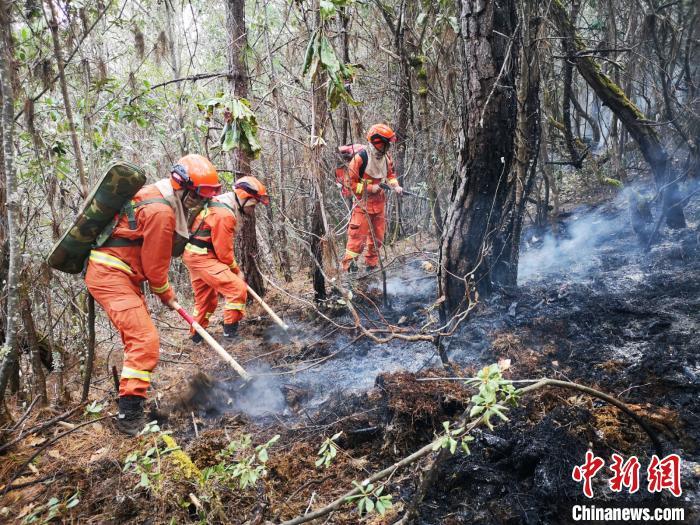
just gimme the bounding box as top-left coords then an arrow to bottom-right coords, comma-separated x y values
518,180 -> 699,285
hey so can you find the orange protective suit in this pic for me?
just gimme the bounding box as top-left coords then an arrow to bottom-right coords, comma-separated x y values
341,151 -> 399,270
85,184 -> 176,398
183,197 -> 247,329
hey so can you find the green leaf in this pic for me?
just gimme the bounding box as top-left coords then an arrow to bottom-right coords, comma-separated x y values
319,35 -> 341,74
470,405 -> 485,418
320,0 -> 336,19
302,30 -> 318,76
364,497 -> 374,514
222,127 -> 238,152
375,500 -> 385,515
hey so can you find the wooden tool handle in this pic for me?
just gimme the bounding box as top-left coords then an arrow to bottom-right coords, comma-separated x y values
246,285 -> 290,331
173,302 -> 252,381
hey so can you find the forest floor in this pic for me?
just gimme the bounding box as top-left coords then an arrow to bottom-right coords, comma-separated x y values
1,179 -> 699,524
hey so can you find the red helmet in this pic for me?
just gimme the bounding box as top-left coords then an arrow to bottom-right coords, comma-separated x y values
366,124 -> 397,146
171,154 -> 221,198
235,176 -> 270,205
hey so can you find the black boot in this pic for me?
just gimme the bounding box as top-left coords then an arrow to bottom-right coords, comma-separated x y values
348,261 -> 359,273
115,395 -> 145,436
223,323 -> 238,339
191,331 -> 203,344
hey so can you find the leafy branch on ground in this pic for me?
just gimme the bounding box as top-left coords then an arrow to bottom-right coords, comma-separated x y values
316,431 -> 342,468
201,434 -> 280,490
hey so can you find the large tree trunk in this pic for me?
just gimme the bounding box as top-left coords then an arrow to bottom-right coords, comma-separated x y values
0,8 -> 22,420
227,0 -> 265,296
438,0 -> 518,314
551,0 -> 686,229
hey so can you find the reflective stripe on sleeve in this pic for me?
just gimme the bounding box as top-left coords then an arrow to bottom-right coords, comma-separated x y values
355,182 -> 364,193
345,249 -> 360,258
89,250 -> 134,275
150,281 -> 170,294
387,178 -> 399,186
184,243 -> 208,255
121,367 -> 151,382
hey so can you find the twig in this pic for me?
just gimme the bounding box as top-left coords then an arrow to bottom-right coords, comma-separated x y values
9,395 -> 43,433
0,403 -> 84,455
1,414 -> 112,496
0,472 -> 68,493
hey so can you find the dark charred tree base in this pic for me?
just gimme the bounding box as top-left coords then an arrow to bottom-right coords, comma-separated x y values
438,0 -> 518,313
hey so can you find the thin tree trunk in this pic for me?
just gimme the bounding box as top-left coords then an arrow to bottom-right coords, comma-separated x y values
508,4 -> 542,281
309,0 -> 329,301
46,0 -> 88,197
263,2 -> 293,283
227,0 -> 265,296
20,294 -> 48,407
0,20 -> 22,418
438,0 -> 518,314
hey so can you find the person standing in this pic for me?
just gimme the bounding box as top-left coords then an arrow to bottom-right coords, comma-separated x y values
341,124 -> 403,272
183,176 -> 269,342
86,154 -> 221,435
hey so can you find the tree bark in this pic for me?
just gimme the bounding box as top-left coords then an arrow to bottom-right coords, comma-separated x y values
263,2 -> 293,283
227,0 -> 265,295
550,0 -> 686,229
0,12 -> 22,418
309,0 -> 329,301
20,294 -> 48,407
506,4 -> 542,281
438,0 -> 518,314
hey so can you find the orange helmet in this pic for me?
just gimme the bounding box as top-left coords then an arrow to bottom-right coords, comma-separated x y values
171,154 -> 221,198
366,124 -> 397,146
234,176 -> 270,206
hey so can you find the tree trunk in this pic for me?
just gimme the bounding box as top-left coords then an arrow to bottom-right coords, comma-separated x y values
506,5 -> 542,281
227,0 -> 265,295
263,2 -> 293,283
438,0 -> 518,314
20,294 -> 48,407
550,0 -> 686,229
46,0 -> 88,197
309,1 -> 329,301
0,13 -> 22,418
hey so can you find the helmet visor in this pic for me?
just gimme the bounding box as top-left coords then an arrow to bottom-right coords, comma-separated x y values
195,183 -> 222,198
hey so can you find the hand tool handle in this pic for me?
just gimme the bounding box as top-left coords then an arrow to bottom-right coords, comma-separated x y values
246,285 -> 290,331
172,302 -> 252,381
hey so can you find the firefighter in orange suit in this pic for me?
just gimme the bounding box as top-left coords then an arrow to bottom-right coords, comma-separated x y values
341,124 -> 403,272
86,154 -> 221,436
183,176 -> 269,343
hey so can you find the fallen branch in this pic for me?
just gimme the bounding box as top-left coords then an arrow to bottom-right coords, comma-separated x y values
0,402 -> 84,455
280,374 -> 664,524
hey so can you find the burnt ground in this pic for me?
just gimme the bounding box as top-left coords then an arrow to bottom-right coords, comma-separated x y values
1,187 -> 699,524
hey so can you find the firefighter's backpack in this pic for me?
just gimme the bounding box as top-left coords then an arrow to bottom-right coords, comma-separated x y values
47,161 -> 146,274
